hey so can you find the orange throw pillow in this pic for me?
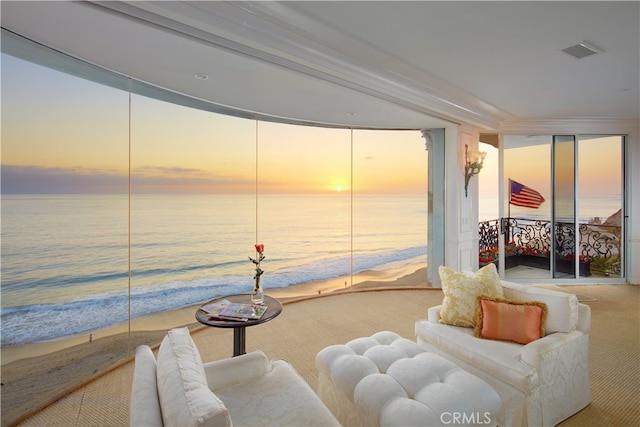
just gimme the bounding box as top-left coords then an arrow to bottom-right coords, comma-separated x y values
474,296 -> 547,345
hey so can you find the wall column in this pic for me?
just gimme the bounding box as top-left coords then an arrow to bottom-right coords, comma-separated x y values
446,125 -> 481,273
422,129 -> 445,287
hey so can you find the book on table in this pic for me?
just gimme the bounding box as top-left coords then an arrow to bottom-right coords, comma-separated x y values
201,299 -> 267,321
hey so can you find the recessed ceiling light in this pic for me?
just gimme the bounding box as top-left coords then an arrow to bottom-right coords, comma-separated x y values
562,41 -> 601,59
194,73 -> 209,80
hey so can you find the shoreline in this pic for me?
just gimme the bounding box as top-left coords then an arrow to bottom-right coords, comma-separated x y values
1,261 -> 428,365
0,263 -> 432,425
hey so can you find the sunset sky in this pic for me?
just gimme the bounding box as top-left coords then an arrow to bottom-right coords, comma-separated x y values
1,54 -> 430,195
1,53 -> 624,198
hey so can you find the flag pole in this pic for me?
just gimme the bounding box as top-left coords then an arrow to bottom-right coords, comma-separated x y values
507,179 -> 512,244
508,180 -> 511,224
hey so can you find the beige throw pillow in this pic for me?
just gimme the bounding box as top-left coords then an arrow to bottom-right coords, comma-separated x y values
439,263 -> 503,327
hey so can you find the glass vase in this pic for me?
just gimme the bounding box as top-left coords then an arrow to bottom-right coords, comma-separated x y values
251,281 -> 264,306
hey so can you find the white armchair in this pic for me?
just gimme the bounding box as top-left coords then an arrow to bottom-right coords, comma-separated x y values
415,281 -> 591,426
131,327 -> 339,427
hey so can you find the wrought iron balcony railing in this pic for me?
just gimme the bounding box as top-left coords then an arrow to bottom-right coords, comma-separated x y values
479,217 -> 621,277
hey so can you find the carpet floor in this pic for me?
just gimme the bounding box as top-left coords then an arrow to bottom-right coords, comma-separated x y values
14,285 -> 640,426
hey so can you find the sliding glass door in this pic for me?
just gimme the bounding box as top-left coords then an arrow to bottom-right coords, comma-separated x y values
502,136 -> 551,280
553,136 -> 576,278
499,135 -> 625,281
577,136 -> 624,278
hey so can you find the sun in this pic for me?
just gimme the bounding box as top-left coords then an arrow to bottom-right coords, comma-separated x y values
330,177 -> 348,192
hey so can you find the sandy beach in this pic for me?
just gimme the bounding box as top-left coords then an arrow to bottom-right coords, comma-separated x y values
1,263 -> 430,425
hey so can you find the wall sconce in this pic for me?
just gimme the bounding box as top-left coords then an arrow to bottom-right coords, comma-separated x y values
464,144 -> 486,197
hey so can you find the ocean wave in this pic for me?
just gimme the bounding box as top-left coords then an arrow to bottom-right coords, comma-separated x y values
0,245 -> 426,346
0,259 -> 247,290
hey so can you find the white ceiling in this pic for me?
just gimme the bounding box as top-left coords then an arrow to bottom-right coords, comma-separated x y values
2,1 -> 638,131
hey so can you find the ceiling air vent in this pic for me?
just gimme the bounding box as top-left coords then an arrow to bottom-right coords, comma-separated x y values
562,41 -> 601,59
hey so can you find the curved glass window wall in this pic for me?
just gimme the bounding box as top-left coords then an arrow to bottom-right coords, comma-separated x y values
0,46 -> 427,423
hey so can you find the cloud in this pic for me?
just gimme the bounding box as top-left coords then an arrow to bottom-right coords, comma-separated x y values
135,165 -> 205,175
1,165 -> 128,194
1,164 -> 254,194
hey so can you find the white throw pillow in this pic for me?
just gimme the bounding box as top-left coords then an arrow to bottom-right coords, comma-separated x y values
503,282 -> 579,334
156,328 -> 231,426
438,263 -> 504,327
130,345 -> 163,427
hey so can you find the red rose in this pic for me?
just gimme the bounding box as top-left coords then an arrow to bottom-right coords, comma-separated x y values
255,244 -> 265,254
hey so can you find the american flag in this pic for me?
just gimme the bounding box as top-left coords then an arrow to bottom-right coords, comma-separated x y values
509,179 -> 545,208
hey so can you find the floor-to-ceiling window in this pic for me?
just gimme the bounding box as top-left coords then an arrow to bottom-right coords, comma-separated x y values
0,50 -> 427,423
1,54 -> 131,424
351,129 -> 428,285
577,136 -> 625,278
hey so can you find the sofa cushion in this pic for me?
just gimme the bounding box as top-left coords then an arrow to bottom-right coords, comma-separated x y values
214,359 -> 340,426
475,296 -> 547,344
415,319 -> 538,392
502,281 -> 578,334
439,263 -> 504,327
130,345 -> 163,427
204,350 -> 271,391
156,327 -> 231,426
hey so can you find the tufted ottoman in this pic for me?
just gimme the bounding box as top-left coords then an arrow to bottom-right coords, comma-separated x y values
315,331 -> 501,427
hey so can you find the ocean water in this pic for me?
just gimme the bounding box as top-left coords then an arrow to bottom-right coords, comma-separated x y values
478,194 -> 622,223
1,194 -> 428,346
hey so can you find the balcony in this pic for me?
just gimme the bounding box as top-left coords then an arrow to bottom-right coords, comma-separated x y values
479,218 -> 622,278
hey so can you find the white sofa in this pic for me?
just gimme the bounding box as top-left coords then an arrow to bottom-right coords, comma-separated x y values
316,331 -> 502,427
130,327 -> 339,427
415,281 -> 591,427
